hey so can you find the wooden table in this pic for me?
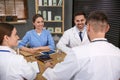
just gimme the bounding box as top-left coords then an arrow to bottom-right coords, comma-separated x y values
20,51 -> 66,80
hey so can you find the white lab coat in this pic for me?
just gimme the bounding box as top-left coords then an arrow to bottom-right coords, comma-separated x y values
57,26 -> 90,53
0,46 -> 38,80
43,38 -> 120,80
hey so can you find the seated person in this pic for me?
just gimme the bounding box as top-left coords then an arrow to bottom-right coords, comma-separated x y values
0,23 -> 38,80
18,14 -> 55,54
57,11 -> 90,53
42,11 -> 120,80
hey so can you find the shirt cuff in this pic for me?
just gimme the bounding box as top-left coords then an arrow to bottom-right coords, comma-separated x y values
42,68 -> 57,80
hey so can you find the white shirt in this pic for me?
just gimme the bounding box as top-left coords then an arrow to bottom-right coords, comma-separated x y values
0,46 -> 38,80
43,38 -> 120,80
57,26 -> 90,53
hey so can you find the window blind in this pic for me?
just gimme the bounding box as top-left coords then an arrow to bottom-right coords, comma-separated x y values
73,0 -> 120,48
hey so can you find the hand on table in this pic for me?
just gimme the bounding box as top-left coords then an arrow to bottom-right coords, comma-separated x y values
44,61 -> 54,69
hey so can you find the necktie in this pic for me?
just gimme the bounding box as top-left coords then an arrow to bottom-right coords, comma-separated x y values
79,32 -> 83,41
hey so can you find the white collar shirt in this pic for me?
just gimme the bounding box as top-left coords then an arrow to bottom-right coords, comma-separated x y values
43,38 -> 120,80
0,46 -> 37,80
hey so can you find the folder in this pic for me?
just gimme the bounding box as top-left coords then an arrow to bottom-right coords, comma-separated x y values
39,0 -> 42,6
48,11 -> 52,21
49,0 -> 52,6
44,0 -> 48,6
43,11 -> 47,20
53,0 -> 57,6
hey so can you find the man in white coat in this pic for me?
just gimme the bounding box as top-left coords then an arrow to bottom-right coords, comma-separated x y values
42,11 -> 120,80
57,11 -> 90,53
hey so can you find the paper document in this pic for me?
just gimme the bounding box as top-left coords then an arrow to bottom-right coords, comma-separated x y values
28,61 -> 40,73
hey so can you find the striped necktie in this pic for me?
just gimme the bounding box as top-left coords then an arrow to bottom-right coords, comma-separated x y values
79,32 -> 83,41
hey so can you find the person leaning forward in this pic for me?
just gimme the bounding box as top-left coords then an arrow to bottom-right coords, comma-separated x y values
0,23 -> 39,80
42,11 -> 120,80
57,11 -> 90,54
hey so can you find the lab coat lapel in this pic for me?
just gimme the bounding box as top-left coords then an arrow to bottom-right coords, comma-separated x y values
82,31 -> 88,43
73,27 -> 82,43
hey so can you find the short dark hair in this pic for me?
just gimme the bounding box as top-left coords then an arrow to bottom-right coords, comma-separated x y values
87,11 -> 108,24
74,11 -> 86,19
87,11 -> 108,32
32,14 -> 44,23
0,23 -> 14,45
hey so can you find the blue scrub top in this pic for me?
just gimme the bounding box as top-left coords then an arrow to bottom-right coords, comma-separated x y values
18,29 -> 55,54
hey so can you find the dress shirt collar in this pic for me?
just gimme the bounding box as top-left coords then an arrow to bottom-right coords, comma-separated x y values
74,25 -> 87,39
74,25 -> 87,33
